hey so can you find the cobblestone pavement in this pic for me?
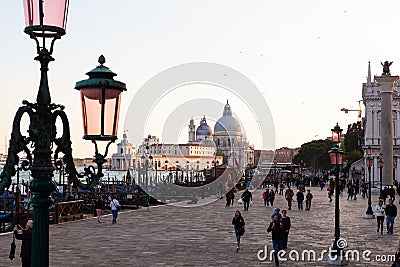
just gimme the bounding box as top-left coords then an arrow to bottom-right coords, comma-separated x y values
0,186 -> 398,266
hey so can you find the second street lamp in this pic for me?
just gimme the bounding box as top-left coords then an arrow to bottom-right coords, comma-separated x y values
327,123 -> 347,266
365,146 -> 374,218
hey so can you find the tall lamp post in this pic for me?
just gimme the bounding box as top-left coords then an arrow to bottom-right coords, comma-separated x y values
365,146 -> 374,219
327,123 -> 347,266
0,2 -> 126,266
378,153 -> 384,197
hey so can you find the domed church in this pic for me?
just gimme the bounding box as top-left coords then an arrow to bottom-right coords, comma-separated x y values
187,100 -> 248,167
213,100 -> 247,167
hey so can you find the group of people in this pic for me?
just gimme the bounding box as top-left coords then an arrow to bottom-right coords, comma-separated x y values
95,195 -> 121,224
376,198 -> 398,234
232,206 -> 291,266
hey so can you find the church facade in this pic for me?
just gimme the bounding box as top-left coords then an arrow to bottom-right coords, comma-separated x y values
187,101 -> 252,168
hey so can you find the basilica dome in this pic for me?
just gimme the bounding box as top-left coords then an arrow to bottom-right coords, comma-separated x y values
214,101 -> 241,133
214,116 -> 241,133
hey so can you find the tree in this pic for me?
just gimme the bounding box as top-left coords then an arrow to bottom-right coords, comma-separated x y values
293,139 -> 335,172
343,122 -> 364,173
344,122 -> 363,154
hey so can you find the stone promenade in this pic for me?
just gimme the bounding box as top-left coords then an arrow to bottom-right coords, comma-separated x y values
0,185 -> 398,266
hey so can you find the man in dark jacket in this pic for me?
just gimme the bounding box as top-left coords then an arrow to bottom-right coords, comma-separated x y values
241,188 -> 252,211
14,219 -> 33,267
386,199 -> 398,234
296,190 -> 304,210
267,214 -> 284,266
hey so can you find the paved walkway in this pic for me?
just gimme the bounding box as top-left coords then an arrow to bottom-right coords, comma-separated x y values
0,185 -> 398,266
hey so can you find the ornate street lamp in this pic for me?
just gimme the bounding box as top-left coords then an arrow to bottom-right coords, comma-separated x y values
327,124 -> 347,266
0,2 -> 126,266
378,153 -> 384,197
365,146 -> 374,218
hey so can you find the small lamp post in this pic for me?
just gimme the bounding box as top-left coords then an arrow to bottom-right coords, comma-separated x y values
378,153 -> 384,197
327,123 -> 347,266
186,160 -> 190,182
142,147 -> 150,210
365,146 -> 374,218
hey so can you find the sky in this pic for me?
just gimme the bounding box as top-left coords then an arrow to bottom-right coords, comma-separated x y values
1,1 -> 400,158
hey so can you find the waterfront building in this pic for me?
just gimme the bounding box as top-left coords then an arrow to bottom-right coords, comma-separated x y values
111,131 -> 136,170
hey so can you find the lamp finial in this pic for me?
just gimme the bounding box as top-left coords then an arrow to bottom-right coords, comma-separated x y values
98,55 -> 105,65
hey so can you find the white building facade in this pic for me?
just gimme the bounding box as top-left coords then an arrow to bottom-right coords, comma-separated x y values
362,62 -> 400,184
111,131 -> 136,170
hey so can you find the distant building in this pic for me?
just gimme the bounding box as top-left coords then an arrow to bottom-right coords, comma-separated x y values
274,147 -> 300,164
136,135 -> 220,171
111,130 -> 136,170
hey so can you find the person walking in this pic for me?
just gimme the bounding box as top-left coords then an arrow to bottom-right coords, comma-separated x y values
232,210 -> 245,252
386,198 -> 398,234
230,187 -> 235,207
225,191 -> 232,208
285,186 -> 294,210
262,189 -> 269,207
268,190 -> 276,207
281,210 -> 291,250
376,199 -> 385,234
14,220 -> 33,267
110,195 -> 120,224
94,195 -> 105,223
327,185 -> 334,202
296,189 -> 304,210
279,182 -> 285,195
305,189 -> 313,211
241,188 -> 252,211
267,214 -> 285,266
389,186 -> 396,202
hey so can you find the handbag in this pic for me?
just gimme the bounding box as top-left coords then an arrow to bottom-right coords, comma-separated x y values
239,226 -> 245,236
237,198 -> 243,205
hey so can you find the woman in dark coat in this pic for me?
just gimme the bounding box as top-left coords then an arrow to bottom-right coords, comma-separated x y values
14,219 -> 33,267
232,210 -> 245,252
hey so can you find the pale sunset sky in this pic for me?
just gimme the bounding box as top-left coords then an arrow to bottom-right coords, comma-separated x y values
1,1 -> 400,157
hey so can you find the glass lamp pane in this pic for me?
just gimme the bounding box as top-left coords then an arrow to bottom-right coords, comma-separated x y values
329,153 -> 337,165
80,88 -> 121,138
337,153 -> 343,164
81,90 -> 101,136
23,0 -> 69,29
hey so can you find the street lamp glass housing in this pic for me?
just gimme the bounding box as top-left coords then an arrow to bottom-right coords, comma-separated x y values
329,146 -> 343,165
75,56 -> 126,141
366,157 -> 373,167
23,0 -> 69,37
331,123 -> 343,143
